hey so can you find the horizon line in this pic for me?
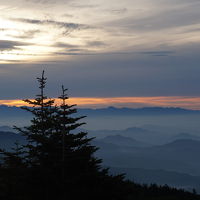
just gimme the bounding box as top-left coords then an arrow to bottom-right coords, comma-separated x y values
0,96 -> 200,110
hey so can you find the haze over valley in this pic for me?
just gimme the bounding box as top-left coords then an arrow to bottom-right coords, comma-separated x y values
1,105 -> 200,192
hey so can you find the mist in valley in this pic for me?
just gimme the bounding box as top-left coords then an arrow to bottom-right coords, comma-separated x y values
1,106 -> 200,192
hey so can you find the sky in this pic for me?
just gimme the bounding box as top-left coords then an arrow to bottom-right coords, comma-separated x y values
0,0 -> 200,108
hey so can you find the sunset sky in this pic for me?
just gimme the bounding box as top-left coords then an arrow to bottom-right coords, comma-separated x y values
0,0 -> 200,109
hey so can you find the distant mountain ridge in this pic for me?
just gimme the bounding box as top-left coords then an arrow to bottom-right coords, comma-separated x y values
98,135 -> 151,147
87,126 -> 171,145
95,138 -> 200,176
110,167 -> 200,192
0,131 -> 25,150
0,105 -> 199,116
170,133 -> 200,141
78,106 -> 200,116
0,105 -> 200,128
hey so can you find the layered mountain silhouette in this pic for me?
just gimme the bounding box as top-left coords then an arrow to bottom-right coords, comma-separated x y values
1,127 -> 200,192
0,131 -> 25,150
110,167 -> 200,192
78,106 -> 200,116
95,138 -> 200,176
98,135 -> 151,147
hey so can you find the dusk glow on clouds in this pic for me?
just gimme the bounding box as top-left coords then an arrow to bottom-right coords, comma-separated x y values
1,96 -> 200,110
1,0 -> 200,63
0,0 -> 200,107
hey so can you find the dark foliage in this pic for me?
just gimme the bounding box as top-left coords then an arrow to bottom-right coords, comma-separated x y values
0,71 -> 200,200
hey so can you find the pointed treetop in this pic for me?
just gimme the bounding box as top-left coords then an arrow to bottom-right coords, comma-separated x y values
37,70 -> 47,90
61,85 -> 68,100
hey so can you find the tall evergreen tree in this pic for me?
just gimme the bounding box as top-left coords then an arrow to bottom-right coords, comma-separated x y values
13,71 -> 58,199
1,71 -> 117,199
54,85 -> 104,198
15,70 -> 56,168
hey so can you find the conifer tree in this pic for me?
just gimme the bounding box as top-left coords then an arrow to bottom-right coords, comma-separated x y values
54,86 -> 104,198
10,71 -> 106,199
12,71 -> 57,199
14,70 -> 56,167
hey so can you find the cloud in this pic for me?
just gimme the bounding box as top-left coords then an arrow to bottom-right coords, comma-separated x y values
67,48 -> 88,52
0,42 -> 200,99
86,41 -> 107,47
12,18 -> 91,31
104,2 -> 200,33
2,0 -> 200,102
55,52 -> 95,56
25,0 -> 54,3
0,28 -> 7,32
10,30 -> 41,39
0,40 -> 30,51
54,50 -> 136,56
53,43 -> 89,53
1,52 -> 47,56
0,59 -> 22,63
53,41 -> 107,55
24,0 -> 67,4
68,3 -> 99,9
10,17 -> 93,38
110,8 -> 128,15
3,96 -> 200,110
55,41 -> 107,49
140,51 -> 175,57
53,42 -> 80,48
62,13 -> 74,18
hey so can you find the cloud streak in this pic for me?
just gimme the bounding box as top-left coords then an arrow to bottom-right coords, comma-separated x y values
0,40 -> 31,51
1,96 -> 200,110
12,17 -> 91,30
140,51 -> 175,57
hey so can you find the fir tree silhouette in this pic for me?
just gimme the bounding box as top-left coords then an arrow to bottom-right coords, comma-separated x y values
0,71 -> 125,199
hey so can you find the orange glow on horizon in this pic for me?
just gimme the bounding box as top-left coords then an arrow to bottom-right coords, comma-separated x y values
1,96 -> 200,110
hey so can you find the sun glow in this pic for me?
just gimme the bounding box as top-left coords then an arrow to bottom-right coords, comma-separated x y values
0,16 -> 68,63
1,96 -> 200,110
